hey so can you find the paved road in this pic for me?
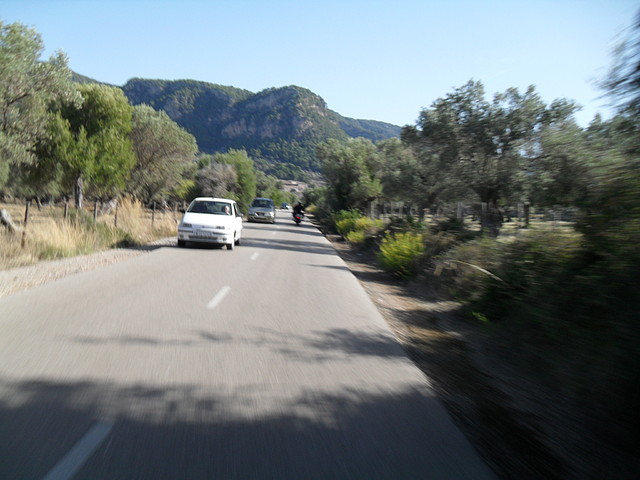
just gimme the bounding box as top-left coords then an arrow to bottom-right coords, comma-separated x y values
0,212 -> 495,479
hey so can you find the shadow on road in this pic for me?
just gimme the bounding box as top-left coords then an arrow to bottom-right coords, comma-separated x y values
69,327 -> 408,363
0,378 -> 494,480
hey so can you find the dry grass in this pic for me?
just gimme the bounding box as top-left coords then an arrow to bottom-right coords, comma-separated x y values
0,198 -> 178,271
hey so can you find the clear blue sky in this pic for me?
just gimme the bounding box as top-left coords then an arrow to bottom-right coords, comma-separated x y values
2,0 -> 638,127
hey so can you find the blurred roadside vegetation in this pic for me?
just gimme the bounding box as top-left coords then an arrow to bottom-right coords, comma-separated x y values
304,10 -> 640,458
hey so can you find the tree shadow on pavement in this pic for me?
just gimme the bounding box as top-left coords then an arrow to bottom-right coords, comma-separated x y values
0,378 -> 496,480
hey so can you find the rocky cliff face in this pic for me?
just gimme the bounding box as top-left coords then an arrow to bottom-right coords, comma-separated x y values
121,78 -> 400,173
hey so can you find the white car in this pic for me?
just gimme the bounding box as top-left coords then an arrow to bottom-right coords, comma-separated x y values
177,197 -> 243,250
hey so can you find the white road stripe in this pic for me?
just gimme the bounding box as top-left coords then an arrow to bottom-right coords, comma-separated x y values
42,421 -> 113,480
207,285 -> 231,310
250,252 -> 259,261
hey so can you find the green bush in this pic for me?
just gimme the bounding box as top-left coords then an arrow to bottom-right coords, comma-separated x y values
333,209 -> 363,236
431,216 -> 479,243
438,227 -> 640,438
377,231 -> 424,278
435,236 -> 502,302
383,215 -> 426,235
333,210 -> 385,247
345,230 -> 366,244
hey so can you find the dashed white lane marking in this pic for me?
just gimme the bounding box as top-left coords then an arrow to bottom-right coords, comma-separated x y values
42,421 -> 113,480
206,285 -> 231,310
250,252 -> 260,261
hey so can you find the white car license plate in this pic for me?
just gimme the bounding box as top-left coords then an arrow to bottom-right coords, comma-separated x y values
194,231 -> 218,239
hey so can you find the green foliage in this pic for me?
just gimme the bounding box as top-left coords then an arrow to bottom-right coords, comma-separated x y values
332,209 -> 363,236
32,84 -> 136,206
437,229 -> 616,337
127,104 -> 198,202
122,79 -> 400,174
213,149 -> 257,212
0,20 -> 78,190
601,11 -> 640,117
255,171 -> 296,206
347,217 -> 385,247
528,120 -> 591,207
319,138 -> 382,212
383,215 -> 426,235
376,231 -> 425,279
438,227 -> 640,433
345,230 -> 367,244
401,80 -> 579,233
331,209 -> 385,247
170,179 -> 197,202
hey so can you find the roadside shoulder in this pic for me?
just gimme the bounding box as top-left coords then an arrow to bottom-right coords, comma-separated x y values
0,237 -> 175,298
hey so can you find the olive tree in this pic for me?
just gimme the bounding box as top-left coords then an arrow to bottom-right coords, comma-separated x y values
0,20 -> 79,189
317,138 -> 382,212
402,80 -> 578,234
35,84 -> 135,207
127,104 -> 198,202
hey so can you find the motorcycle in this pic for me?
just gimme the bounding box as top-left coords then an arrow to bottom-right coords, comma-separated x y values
292,212 -> 303,225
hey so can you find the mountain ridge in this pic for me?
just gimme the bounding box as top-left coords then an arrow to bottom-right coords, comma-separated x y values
72,73 -> 401,177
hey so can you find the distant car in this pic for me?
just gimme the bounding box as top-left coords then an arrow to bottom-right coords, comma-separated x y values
248,197 -> 276,223
177,197 -> 242,250
281,202 -> 290,210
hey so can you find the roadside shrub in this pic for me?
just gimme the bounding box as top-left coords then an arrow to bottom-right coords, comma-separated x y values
435,236 -> 502,302
332,209 -> 385,248
423,231 -> 459,260
383,215 -> 426,236
377,231 -> 424,278
333,209 -> 363,236
345,230 -> 367,245
438,226 -> 639,441
347,216 -> 385,246
430,216 -> 479,243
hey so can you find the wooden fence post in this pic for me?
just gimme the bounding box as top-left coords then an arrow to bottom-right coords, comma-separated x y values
152,202 -> 156,227
93,201 -> 98,221
114,202 -> 119,228
21,200 -> 31,248
64,199 -> 69,220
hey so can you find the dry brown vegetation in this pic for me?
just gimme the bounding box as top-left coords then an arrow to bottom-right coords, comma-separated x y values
0,198 -> 177,271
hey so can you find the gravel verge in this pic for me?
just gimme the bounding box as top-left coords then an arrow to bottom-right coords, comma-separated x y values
0,237 -> 175,298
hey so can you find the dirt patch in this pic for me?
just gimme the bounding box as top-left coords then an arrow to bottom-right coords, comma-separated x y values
326,234 -> 638,479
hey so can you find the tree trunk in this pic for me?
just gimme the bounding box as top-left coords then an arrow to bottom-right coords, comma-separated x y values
479,199 -> 502,236
74,174 -> 84,209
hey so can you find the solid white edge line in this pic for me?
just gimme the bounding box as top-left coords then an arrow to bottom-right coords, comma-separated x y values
206,285 -> 231,310
42,421 -> 113,480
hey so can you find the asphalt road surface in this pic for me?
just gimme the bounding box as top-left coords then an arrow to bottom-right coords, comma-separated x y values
0,212 -> 496,479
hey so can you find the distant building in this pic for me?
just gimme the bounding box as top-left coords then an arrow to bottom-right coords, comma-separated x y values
280,180 -> 309,194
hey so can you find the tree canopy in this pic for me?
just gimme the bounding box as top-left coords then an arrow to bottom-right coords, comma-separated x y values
318,138 -> 382,212
35,83 -> 135,207
127,104 -> 198,202
0,20 -> 78,188
401,80 -> 579,233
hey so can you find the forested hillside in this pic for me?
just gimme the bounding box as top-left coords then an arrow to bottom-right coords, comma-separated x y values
120,79 -> 400,178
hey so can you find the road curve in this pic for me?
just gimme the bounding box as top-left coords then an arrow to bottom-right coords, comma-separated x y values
0,213 -> 495,479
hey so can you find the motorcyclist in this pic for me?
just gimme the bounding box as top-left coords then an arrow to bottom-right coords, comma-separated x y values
292,202 -> 304,216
